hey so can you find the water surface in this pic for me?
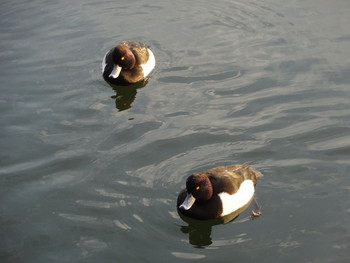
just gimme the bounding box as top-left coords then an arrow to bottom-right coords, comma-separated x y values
1,0 -> 350,262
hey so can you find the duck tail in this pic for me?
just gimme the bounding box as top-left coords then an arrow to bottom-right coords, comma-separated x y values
242,165 -> 263,181
252,168 -> 263,179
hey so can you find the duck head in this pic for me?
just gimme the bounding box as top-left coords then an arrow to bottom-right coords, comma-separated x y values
109,46 -> 136,79
179,173 -> 213,210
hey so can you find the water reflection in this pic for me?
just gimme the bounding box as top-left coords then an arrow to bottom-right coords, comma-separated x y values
108,79 -> 148,111
178,199 -> 254,247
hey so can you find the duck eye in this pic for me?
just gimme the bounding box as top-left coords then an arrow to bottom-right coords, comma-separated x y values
196,186 -> 200,190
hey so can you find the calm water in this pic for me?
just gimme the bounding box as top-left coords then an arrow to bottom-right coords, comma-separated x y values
1,0 -> 350,262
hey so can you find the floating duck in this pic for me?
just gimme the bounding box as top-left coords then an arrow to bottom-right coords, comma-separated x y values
102,41 -> 155,85
177,165 -> 262,220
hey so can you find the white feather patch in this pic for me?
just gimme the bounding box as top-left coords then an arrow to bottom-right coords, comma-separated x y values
102,51 -> 108,73
141,48 -> 155,77
218,180 -> 255,216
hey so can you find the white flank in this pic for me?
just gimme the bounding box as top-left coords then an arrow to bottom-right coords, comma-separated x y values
102,52 -> 108,73
218,180 -> 255,216
141,48 -> 156,77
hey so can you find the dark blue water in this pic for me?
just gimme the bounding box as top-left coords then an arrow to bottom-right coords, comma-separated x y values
1,0 -> 350,262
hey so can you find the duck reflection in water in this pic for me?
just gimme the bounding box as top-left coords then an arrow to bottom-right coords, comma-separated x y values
108,79 -> 148,111
178,197 -> 257,247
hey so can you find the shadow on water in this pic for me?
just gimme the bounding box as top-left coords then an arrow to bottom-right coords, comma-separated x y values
178,198 -> 254,247
108,79 -> 149,111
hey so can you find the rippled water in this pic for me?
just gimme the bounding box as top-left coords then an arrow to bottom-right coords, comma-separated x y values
1,0 -> 350,262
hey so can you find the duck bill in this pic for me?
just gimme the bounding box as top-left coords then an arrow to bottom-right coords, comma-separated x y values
109,65 -> 122,79
179,193 -> 196,210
